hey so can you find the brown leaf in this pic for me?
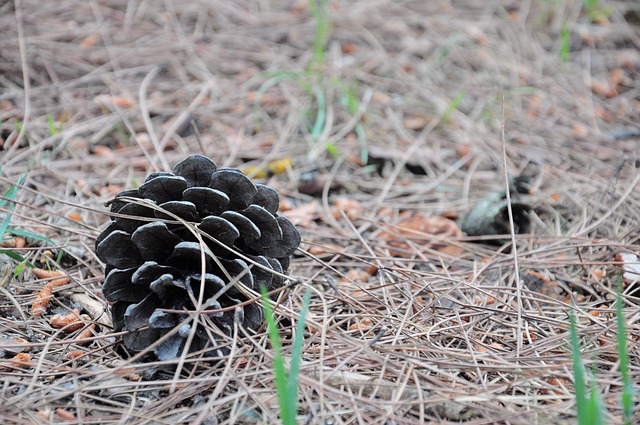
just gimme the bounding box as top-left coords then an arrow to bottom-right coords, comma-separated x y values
379,212 -> 463,258
402,115 -> 430,131
94,95 -> 135,108
79,34 -> 99,47
331,198 -> 363,221
285,201 -> 320,228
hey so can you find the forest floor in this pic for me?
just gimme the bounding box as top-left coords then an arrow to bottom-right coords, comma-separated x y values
1,1 -> 640,424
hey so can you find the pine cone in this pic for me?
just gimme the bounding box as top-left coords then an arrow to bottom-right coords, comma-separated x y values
96,154 -> 300,360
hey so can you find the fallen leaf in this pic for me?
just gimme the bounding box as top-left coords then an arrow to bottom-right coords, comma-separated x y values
379,212 -> 464,258
591,268 -> 605,279
523,270 -> 567,302
402,115 -> 430,131
55,409 -> 76,421
332,197 -> 363,221
542,377 -> 569,395
571,123 -> 590,138
307,244 -> 343,258
341,42 -> 358,54
285,201 -> 320,228
245,91 -> 282,106
348,317 -> 373,332
94,95 -> 135,108
79,34 -> 99,47
591,80 -> 617,98
371,92 -> 391,105
339,268 -> 370,284
68,212 -> 83,223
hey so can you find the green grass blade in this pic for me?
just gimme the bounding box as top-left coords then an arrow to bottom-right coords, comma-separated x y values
287,288 -> 311,409
570,308 -> 588,424
5,229 -> 55,244
442,91 -> 465,123
310,86 -> 326,139
0,249 -> 31,266
308,0 -> 329,74
47,114 -> 57,136
560,24 -> 570,62
261,286 -> 296,425
586,384 -> 606,425
616,275 -> 634,424
0,173 -> 27,237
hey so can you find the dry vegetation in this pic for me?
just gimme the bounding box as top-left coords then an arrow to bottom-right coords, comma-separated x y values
1,0 -> 640,424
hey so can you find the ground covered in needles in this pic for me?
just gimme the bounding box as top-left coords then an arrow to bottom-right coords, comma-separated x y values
1,1 -> 639,424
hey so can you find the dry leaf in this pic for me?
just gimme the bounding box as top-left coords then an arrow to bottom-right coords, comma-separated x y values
592,268 -> 605,279
348,317 -> 373,332
0,353 -> 31,371
341,42 -> 358,54
94,95 -> 135,108
571,123 -> 590,138
523,271 -> 566,302
542,377 -> 569,395
591,80 -> 617,98
307,244 -> 343,258
340,268 -> 370,284
402,115 -> 430,131
371,92 -> 391,105
332,197 -> 363,221
379,212 -> 463,258
92,145 -> 113,157
65,351 -> 86,361
0,237 -> 25,248
245,91 -> 282,106
68,212 -> 83,223
79,34 -> 99,47
55,409 -> 76,421
285,201 -> 320,228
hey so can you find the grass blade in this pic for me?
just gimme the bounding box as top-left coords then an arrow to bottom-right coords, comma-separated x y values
616,275 -> 634,424
261,286 -> 296,425
4,229 -> 55,244
287,288 -> 311,410
0,173 -> 27,237
570,308 -> 588,424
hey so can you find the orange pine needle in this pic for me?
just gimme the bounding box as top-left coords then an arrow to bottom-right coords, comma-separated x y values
32,271 -> 71,318
64,351 -> 86,361
31,268 -> 65,279
55,408 -> 76,420
0,353 -> 31,371
50,309 -> 84,332
75,323 -> 96,344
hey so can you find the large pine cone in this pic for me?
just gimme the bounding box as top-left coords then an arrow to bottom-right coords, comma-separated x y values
96,154 -> 300,360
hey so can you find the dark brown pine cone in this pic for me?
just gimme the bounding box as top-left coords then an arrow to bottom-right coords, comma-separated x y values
96,154 -> 300,360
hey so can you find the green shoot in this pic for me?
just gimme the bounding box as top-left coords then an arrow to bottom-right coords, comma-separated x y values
442,91 -> 465,123
4,228 -> 54,245
582,0 -> 611,22
0,171 -> 37,271
0,173 -> 27,239
47,114 -> 57,136
308,0 -> 330,76
261,286 -> 311,425
570,308 -> 607,425
616,275 -> 634,425
338,79 -> 368,164
560,24 -> 570,62
309,86 -> 326,139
